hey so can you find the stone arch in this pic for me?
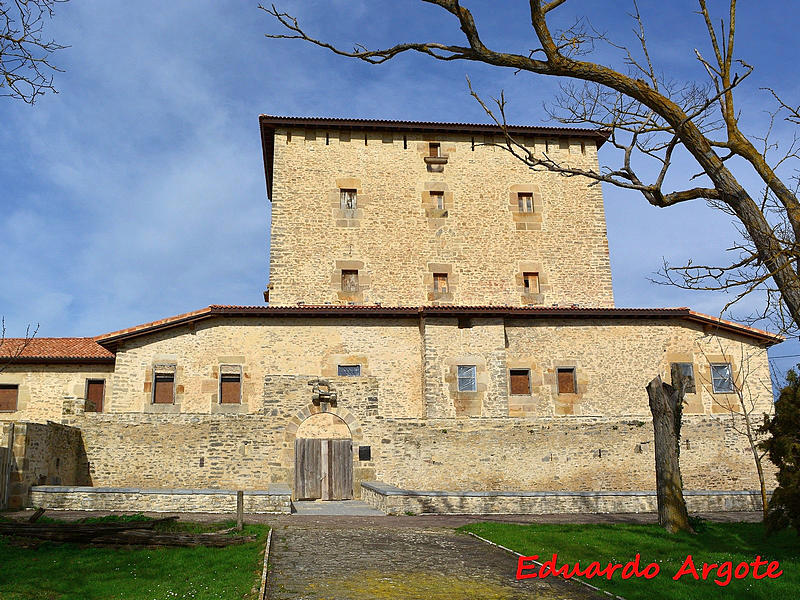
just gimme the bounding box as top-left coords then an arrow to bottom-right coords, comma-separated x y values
296,412 -> 351,439
284,404 -> 363,444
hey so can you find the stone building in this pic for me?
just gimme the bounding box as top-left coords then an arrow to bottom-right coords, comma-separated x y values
0,116 -> 782,514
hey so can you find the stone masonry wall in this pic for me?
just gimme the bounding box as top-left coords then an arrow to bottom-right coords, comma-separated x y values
365,416 -> 772,493
360,483 -> 766,515
269,128 -> 614,307
67,376 -> 380,497
2,421 -> 87,509
30,485 -> 292,514
0,364 -> 114,423
107,316 -> 423,418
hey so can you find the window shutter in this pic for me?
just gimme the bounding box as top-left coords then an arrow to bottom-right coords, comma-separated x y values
510,370 -> 530,395
153,373 -> 175,404
85,380 -> 105,412
0,385 -> 18,411
557,369 -> 576,394
220,374 -> 241,404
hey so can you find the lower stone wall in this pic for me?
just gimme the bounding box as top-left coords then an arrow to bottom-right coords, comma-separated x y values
2,421 -> 88,509
361,482 -> 765,515
30,484 -> 292,514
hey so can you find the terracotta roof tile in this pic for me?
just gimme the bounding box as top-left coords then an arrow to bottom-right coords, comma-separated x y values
0,337 -> 115,362
93,304 -> 784,347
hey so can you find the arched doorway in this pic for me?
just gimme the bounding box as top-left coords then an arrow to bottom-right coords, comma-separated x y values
294,412 -> 353,500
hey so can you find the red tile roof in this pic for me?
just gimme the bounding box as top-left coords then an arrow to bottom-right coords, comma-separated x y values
93,305 -> 784,347
0,337 -> 115,363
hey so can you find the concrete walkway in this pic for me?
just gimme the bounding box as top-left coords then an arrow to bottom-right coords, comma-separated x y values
292,499 -> 386,516
266,521 -> 603,599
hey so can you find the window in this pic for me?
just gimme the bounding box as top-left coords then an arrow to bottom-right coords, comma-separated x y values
340,188 -> 357,210
557,368 -> 576,394
219,366 -> 242,404
433,273 -> 449,294
153,367 -> 176,404
670,363 -> 696,394
523,272 -> 539,295
711,363 -> 735,393
341,269 -> 359,292
517,192 -> 534,213
431,191 -> 445,210
338,364 -> 361,377
429,142 -> 441,157
0,384 -> 18,411
85,379 -> 105,412
457,365 -> 477,392
509,369 -> 531,395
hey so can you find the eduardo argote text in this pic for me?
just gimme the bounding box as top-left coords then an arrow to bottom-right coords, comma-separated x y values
516,553 -> 782,587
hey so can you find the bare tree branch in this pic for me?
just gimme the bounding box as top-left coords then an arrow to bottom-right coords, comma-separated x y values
0,0 -> 68,104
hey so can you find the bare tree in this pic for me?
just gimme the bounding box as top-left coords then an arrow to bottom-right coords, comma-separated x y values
646,366 -> 694,534
1,0 -> 68,103
263,0 -> 800,335
695,336 -> 774,521
0,317 -> 39,375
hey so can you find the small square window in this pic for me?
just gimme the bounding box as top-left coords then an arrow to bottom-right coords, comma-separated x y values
670,363 -> 696,394
85,379 -> 105,412
457,365 -> 477,392
0,384 -> 19,411
341,269 -> 359,292
433,273 -> 448,294
711,363 -> 734,393
509,369 -> 531,395
338,364 -> 361,377
431,191 -> 445,210
220,367 -> 242,404
518,192 -> 534,213
557,368 -> 576,394
340,189 -> 357,210
429,142 -> 441,157
523,272 -> 539,294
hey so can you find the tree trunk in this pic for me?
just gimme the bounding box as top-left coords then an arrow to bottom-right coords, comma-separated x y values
646,372 -> 694,534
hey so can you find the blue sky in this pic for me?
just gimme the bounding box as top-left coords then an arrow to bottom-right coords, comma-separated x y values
1,1 -> 799,371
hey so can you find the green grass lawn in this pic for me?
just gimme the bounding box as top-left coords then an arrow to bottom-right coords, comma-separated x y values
461,520 -> 799,600
0,516 -> 269,600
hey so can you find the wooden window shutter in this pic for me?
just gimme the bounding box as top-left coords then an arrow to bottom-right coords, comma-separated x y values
523,272 -> 539,294
0,385 -> 18,411
429,142 -> 440,157
85,380 -> 105,412
153,373 -> 175,404
509,370 -> 530,395
557,368 -> 576,394
220,374 -> 241,404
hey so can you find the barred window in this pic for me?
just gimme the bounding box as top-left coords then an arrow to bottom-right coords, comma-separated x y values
433,273 -> 448,293
341,270 -> 359,292
518,192 -> 534,213
340,189 -> 357,210
670,363 -> 696,393
711,363 -> 734,393
338,365 -> 361,377
457,365 -> 477,392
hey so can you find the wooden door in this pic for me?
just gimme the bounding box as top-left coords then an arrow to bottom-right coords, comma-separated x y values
294,438 -> 352,500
